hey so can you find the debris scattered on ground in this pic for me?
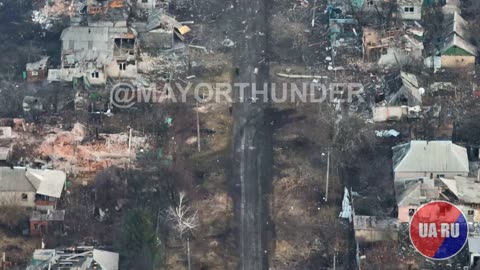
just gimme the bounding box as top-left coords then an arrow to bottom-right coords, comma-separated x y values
375,129 -> 400,138
36,123 -> 149,174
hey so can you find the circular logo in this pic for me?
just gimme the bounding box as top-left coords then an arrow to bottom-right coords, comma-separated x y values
110,82 -> 136,109
409,201 -> 468,260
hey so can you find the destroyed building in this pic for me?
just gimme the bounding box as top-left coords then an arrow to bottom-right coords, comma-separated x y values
353,215 -> 399,243
48,0 -> 190,85
48,26 -> 138,85
85,0 -> 130,27
134,10 -> 191,51
26,57 -> 50,82
27,247 -> 119,270
363,25 -> 424,67
383,71 -> 422,107
332,0 -> 421,20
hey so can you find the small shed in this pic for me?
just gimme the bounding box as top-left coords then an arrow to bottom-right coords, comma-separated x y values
353,215 -> 399,243
26,57 -> 49,81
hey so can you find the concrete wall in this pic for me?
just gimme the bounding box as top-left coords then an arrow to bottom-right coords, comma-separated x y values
84,69 -> 107,85
0,191 -> 36,208
441,55 -> 475,69
105,60 -> 137,78
398,205 -> 417,223
355,229 -> 398,242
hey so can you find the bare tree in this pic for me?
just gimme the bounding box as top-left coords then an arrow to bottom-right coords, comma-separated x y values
167,192 -> 198,270
0,197 -> 28,230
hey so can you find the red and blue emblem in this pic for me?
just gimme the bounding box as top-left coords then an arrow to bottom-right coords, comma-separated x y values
409,201 -> 468,260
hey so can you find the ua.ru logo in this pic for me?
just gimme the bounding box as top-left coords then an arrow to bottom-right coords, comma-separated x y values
409,201 -> 468,260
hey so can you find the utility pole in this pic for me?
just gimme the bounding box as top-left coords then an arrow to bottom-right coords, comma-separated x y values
333,253 -> 336,270
128,127 -> 133,164
311,0 -> 317,27
187,237 -> 192,270
196,102 -> 201,152
325,150 -> 330,202
128,127 -> 133,153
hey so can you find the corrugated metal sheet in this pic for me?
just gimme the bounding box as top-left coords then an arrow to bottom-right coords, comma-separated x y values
27,169 -> 66,198
0,167 -> 65,197
61,26 -> 110,43
0,167 -> 36,192
393,141 -> 469,173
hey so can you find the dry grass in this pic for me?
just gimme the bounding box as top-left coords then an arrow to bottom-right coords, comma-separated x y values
0,228 -> 39,266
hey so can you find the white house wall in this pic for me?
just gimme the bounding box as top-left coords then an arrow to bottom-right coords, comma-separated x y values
0,191 -> 36,208
106,61 -> 137,78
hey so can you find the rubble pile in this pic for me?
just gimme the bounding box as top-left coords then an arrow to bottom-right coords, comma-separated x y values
32,0 -> 75,30
36,123 -> 149,174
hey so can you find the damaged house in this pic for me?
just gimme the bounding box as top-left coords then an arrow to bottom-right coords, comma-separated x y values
372,72 -> 422,122
85,0 -> 130,27
49,0 -> 138,85
353,215 -> 399,243
48,26 -> 138,85
383,71 -> 422,106
48,0 -> 190,84
395,177 -> 439,223
395,176 -> 480,223
0,167 -> 66,210
347,0 -> 422,20
135,10 -> 191,51
27,247 -> 119,270
363,25 -> 424,67
439,176 -> 480,222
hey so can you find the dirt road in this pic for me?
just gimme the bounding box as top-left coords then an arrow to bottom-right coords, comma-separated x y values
231,0 -> 272,268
